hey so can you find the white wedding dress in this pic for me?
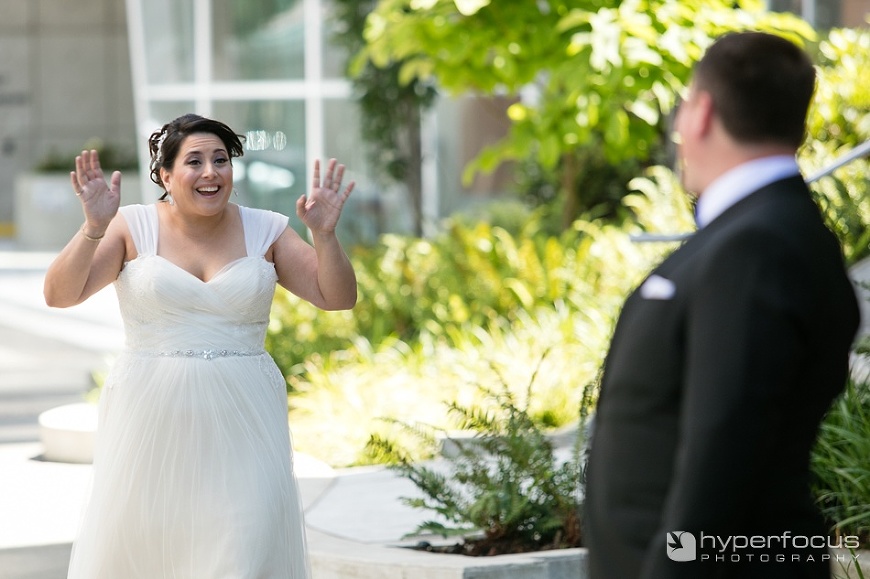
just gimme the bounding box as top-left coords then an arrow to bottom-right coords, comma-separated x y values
67,204 -> 310,579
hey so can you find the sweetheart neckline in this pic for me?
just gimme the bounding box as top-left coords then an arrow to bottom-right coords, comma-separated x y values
124,255 -> 271,284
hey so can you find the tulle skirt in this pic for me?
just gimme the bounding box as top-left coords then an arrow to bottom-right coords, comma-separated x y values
67,351 -> 310,579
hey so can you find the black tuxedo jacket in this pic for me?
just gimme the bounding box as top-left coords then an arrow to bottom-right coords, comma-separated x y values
585,176 -> 860,579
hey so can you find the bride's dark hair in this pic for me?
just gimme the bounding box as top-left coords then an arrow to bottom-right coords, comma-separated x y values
148,114 -> 246,200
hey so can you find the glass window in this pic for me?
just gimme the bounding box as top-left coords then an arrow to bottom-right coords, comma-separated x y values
141,0 -> 195,83
322,1 -> 350,79
212,0 -> 305,81
212,100 -> 306,227
128,0 -> 403,242
323,98 -> 412,242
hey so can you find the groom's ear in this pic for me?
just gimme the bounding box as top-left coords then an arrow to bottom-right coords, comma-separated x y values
694,91 -> 717,138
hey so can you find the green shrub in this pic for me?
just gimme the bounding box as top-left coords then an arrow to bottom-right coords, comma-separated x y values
805,149 -> 870,266
808,28 -> 870,150
804,27 -> 870,265
364,356 -> 592,554
36,139 -> 138,172
268,206 -> 677,386
265,291 -> 356,383
279,169 -> 686,466
812,374 -> 870,549
288,306 -> 608,467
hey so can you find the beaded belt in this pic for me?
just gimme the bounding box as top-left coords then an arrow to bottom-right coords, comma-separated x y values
133,348 -> 266,361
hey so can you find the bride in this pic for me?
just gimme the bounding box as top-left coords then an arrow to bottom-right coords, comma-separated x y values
44,113 -> 357,578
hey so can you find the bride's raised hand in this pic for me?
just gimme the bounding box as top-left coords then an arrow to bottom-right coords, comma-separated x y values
297,158 -> 354,235
70,149 -> 122,236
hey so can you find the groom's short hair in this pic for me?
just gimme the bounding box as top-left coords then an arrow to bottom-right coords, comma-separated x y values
694,31 -> 816,149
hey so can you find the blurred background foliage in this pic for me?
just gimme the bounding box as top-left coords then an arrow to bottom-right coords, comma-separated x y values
274,2 -> 869,546
330,0 -> 438,236
356,0 -> 815,227
274,179 -> 690,466
272,6 -> 868,469
804,27 -> 870,265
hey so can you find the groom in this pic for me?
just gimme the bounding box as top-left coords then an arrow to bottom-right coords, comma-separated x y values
584,32 -> 860,578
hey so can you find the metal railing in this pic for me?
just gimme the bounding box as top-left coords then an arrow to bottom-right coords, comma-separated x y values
805,140 -> 870,183
631,139 -> 870,243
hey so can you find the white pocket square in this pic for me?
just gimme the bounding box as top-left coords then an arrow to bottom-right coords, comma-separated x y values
640,274 -> 676,300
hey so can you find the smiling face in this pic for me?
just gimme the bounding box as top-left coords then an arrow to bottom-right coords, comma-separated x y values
160,133 -> 233,213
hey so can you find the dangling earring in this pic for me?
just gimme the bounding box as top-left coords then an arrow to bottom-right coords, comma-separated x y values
233,188 -> 239,197
167,192 -> 175,206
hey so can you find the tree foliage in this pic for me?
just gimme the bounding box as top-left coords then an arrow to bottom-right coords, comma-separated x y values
357,0 -> 815,226
330,0 -> 438,236
803,27 -> 870,265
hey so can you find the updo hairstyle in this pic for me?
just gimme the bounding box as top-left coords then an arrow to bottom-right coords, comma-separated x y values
148,114 -> 245,200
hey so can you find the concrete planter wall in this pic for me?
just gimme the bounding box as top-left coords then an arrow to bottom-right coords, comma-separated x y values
15,172 -> 142,250
38,403 -> 97,464
307,530 -> 588,579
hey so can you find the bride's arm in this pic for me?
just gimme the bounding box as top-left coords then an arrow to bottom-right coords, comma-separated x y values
44,150 -> 127,308
44,217 -> 127,307
271,227 -> 357,311
271,158 -> 357,311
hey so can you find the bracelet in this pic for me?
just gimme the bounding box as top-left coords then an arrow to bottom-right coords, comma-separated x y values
79,224 -> 105,242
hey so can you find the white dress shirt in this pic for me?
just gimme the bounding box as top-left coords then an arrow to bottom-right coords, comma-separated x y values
694,155 -> 801,229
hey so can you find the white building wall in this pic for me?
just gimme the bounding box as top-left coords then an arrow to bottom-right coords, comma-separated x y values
0,0 -> 136,237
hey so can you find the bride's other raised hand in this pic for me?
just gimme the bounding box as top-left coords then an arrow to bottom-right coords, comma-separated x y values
45,150 -> 126,308
296,158 -> 354,235
71,149 -> 122,238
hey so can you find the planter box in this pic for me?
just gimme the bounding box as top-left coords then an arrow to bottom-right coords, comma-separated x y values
38,403 -> 97,464
15,172 -> 141,250
439,423 -> 580,458
308,529 -> 588,579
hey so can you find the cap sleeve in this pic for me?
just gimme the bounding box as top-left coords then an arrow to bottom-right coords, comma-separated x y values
118,204 -> 158,256
239,205 -> 290,257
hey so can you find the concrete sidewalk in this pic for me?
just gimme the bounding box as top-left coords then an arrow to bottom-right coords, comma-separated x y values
0,249 -> 431,579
